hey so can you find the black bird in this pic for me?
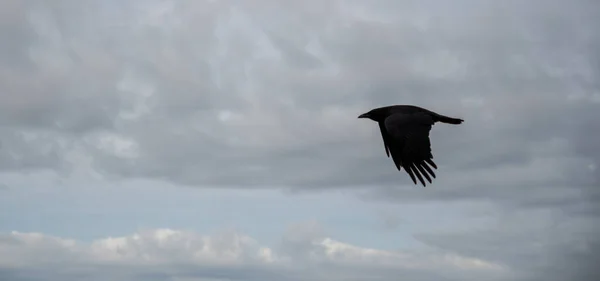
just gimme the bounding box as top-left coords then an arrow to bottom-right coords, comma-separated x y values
358,105 -> 464,187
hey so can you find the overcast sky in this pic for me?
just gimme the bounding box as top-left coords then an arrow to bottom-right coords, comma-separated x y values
1,0 -> 599,280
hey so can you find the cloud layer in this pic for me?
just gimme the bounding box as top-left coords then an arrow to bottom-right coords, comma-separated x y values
2,0 -> 596,190
1,225 -> 507,281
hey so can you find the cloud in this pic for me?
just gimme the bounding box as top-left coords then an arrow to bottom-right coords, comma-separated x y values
1,0 -> 597,193
415,208 -> 600,281
0,225 -> 506,281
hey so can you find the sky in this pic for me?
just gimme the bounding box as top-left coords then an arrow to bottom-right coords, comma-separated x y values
0,0 -> 599,280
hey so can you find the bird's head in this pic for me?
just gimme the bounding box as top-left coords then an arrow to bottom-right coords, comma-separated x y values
358,108 -> 388,122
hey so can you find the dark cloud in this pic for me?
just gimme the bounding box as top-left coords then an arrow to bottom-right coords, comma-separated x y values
2,0 -> 597,191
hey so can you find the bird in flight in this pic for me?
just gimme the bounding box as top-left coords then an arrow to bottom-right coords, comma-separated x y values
358,105 -> 463,187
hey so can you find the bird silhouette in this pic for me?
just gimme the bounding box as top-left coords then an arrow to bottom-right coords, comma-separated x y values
358,105 -> 463,187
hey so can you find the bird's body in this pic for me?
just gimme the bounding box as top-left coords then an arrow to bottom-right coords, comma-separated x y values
358,105 -> 463,187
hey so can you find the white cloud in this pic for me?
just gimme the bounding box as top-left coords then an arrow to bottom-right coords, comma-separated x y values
0,226 -> 507,281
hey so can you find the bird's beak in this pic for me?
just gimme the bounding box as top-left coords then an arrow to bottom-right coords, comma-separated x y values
358,113 -> 368,119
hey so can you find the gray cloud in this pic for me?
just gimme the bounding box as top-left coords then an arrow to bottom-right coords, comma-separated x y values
1,0 -> 597,191
415,209 -> 600,281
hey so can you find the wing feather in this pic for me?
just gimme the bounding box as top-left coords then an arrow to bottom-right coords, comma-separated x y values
383,112 -> 437,187
378,122 -> 391,157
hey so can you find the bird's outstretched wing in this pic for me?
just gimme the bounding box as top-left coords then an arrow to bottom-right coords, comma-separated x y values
383,112 -> 437,187
378,122 -> 391,157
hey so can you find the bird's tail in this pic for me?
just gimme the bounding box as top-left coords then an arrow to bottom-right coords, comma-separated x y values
434,114 -> 464,124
